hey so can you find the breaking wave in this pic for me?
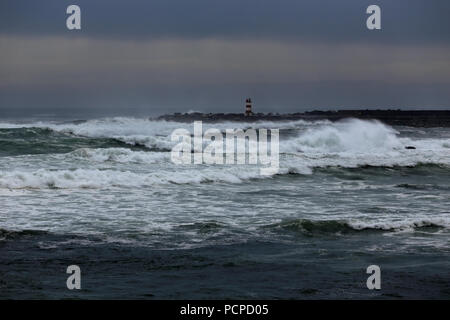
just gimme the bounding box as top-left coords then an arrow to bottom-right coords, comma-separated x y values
281,119 -> 403,153
0,166 -> 269,189
280,119 -> 450,170
266,218 -> 449,236
0,117 -> 449,182
0,117 -> 326,153
0,126 -> 151,156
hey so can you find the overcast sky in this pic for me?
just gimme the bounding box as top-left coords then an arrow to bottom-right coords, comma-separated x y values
1,0 -> 449,117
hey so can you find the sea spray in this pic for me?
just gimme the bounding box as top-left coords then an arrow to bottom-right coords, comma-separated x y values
171,121 -> 280,175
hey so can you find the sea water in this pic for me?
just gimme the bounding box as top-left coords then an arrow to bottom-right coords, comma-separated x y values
0,117 -> 449,299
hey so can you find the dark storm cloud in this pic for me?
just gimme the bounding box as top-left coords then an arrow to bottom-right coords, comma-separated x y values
0,0 -> 449,116
1,0 -> 450,44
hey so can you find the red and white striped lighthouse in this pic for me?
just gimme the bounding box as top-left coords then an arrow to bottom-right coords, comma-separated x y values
245,98 -> 253,116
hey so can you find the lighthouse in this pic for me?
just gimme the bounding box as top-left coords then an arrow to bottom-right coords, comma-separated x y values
245,98 -> 253,116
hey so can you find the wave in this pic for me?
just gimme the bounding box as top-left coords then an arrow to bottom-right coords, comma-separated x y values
0,228 -> 48,241
0,117 -> 326,153
90,118 -> 448,156
0,117 -> 322,136
282,119 -> 449,159
1,117 -> 450,175
69,148 -> 170,164
266,218 -> 449,236
0,127 -> 150,156
395,183 -> 450,191
174,222 -> 225,234
1,161 -> 449,190
281,119 -> 402,153
0,166 -> 269,189
279,119 -> 450,171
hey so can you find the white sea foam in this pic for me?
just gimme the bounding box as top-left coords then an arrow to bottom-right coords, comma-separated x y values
0,165 -> 268,189
0,117 -> 321,133
280,119 -> 450,169
281,119 -> 402,153
0,117 -> 325,150
348,218 -> 450,231
1,117 -> 450,172
1,117 -> 449,252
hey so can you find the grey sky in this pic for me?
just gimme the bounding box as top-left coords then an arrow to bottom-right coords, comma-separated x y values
1,0 -> 449,117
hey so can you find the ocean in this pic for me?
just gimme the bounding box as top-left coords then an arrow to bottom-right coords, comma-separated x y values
0,117 -> 449,299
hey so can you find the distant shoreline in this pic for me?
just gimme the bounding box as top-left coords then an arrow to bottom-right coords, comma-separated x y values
157,109 -> 450,127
